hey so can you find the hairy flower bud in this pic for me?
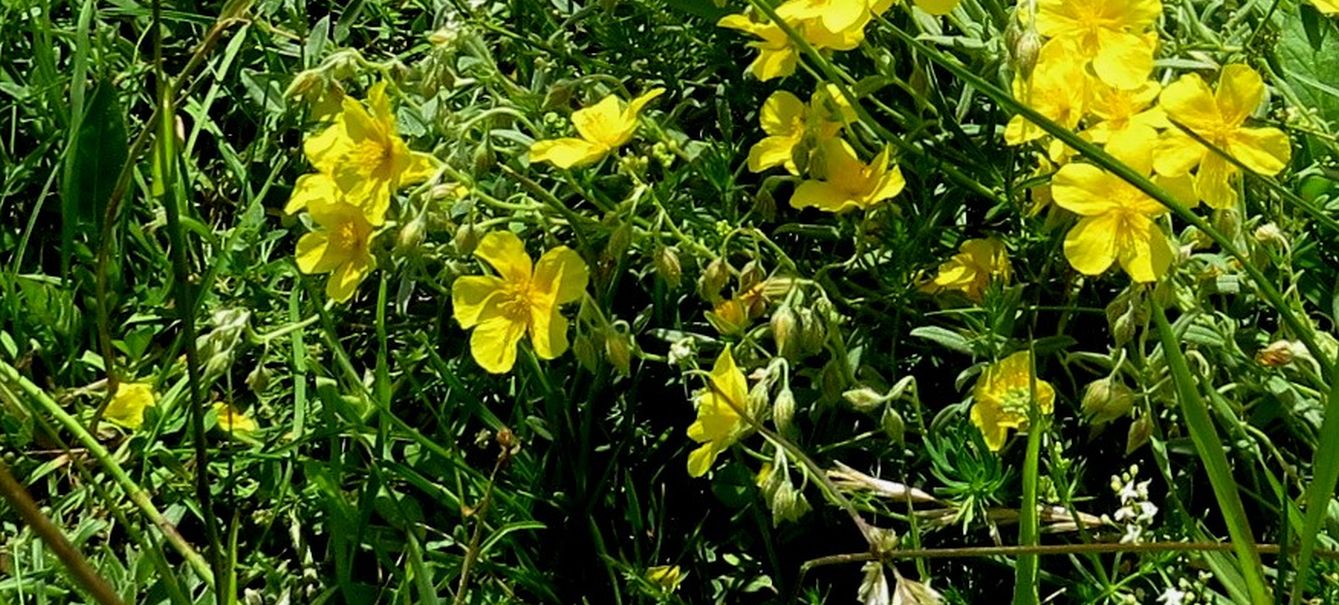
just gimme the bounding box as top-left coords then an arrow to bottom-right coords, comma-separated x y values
605,330 -> 632,376
1126,415 -> 1152,455
699,258 -> 729,302
843,386 -> 885,413
773,386 -> 796,433
1081,377 -> 1135,425
881,407 -> 905,445
770,306 -> 798,359
654,246 -> 682,289
1255,340 -> 1295,367
453,223 -> 480,255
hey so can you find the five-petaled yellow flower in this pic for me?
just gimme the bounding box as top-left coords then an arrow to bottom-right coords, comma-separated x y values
776,0 -> 890,41
1082,80 -> 1168,149
790,139 -> 905,213
1035,0 -> 1161,90
1313,0 -> 1338,15
645,565 -> 685,592
717,9 -> 865,81
1052,136 -> 1193,282
1005,40 -> 1089,148
295,184 -> 378,302
970,351 -> 1055,452
1153,64 -> 1292,209
529,89 -> 665,169
105,382 -> 157,430
687,346 -> 750,477
303,82 -> 440,222
930,238 -> 1012,302
452,231 -> 590,374
747,87 -> 852,174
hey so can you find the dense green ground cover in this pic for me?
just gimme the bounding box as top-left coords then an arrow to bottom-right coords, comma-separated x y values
1,0 -> 1339,602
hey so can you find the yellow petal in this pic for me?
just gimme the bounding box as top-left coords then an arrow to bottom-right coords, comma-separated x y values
749,46 -> 799,81
451,275 -> 505,329
867,161 -> 906,205
1092,30 -> 1155,90
1153,173 -> 1198,208
814,138 -> 864,183
303,117 -> 354,174
970,400 -> 1009,452
529,308 -> 569,360
747,135 -> 801,174
326,252 -> 372,302
790,180 -> 855,213
213,402 -> 258,433
686,443 -> 718,477
469,316 -> 527,374
399,151 -> 442,185
1104,125 -> 1158,175
624,88 -> 665,122
1214,64 -> 1264,127
1159,74 -> 1221,132
1152,130 -> 1206,177
532,246 -> 589,305
1195,153 -> 1238,210
285,173 -> 338,215
529,138 -> 609,169
1052,164 -> 1121,216
1314,0 -> 1339,14
572,95 -> 631,147
709,347 -> 749,414
473,231 -> 532,282
760,91 -> 806,137
1064,214 -> 1120,276
105,382 -> 157,430
1228,127 -> 1291,175
1004,115 -> 1044,146
1115,213 -> 1172,283
296,232 -> 345,274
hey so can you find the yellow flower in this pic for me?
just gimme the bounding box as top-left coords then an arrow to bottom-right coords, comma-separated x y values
645,566 -> 685,592
212,402 -> 258,434
789,139 -> 905,213
970,351 -> 1055,452
1035,0 -> 1161,89
303,82 -> 440,222
295,184 -> 377,302
930,238 -> 1011,301
717,7 -> 871,81
1314,0 -> 1339,14
1082,80 -> 1168,147
747,87 -> 851,174
105,382 -> 156,430
1051,134 -> 1193,282
529,89 -> 665,169
1005,41 -> 1089,147
687,347 -> 750,477
1153,64 -> 1292,209
451,232 -> 589,374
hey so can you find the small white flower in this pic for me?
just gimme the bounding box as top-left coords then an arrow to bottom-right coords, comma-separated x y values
668,339 -> 694,366
1157,587 -> 1187,605
1120,523 -> 1143,544
1136,501 -> 1159,523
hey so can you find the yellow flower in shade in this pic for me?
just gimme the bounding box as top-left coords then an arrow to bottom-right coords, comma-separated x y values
913,0 -> 961,14
212,403 -> 258,434
1005,41 -> 1089,147
747,87 -> 852,174
717,8 -> 871,81
929,238 -> 1011,302
529,89 -> 665,169
790,139 -> 905,213
687,347 -> 750,478
1035,0 -> 1161,89
105,382 -> 156,430
970,351 -> 1055,452
1152,64 -> 1292,209
645,566 -> 685,592
295,187 -> 377,302
452,232 -> 589,374
1313,0 -> 1338,14
1082,80 -> 1168,147
1052,134 -> 1194,282
303,82 -> 441,221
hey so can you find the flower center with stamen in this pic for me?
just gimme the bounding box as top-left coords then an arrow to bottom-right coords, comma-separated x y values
1000,387 -> 1034,418
496,280 -> 535,322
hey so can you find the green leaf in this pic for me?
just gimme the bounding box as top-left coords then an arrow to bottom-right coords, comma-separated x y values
60,79 -> 128,254
1278,6 -> 1339,126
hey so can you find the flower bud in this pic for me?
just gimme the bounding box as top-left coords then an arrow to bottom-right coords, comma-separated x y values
653,246 -> 682,289
604,330 -> 632,376
1081,377 -> 1135,425
769,480 -> 811,525
605,223 -> 632,261
843,386 -> 884,413
246,364 -> 271,394
284,69 -> 324,99
773,387 -> 796,433
1126,415 -> 1152,455
881,407 -> 905,444
738,260 -> 764,294
699,258 -> 729,302
747,382 -> 771,419
472,141 -> 496,174
819,360 -> 846,403
572,333 -> 599,372
397,212 -> 427,253
1255,340 -> 1294,367
1253,223 -> 1286,247
770,306 -> 798,359
453,223 -> 480,255
798,309 -> 827,353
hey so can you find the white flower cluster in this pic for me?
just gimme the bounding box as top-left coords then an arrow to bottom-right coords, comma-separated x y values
1107,465 -> 1158,544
